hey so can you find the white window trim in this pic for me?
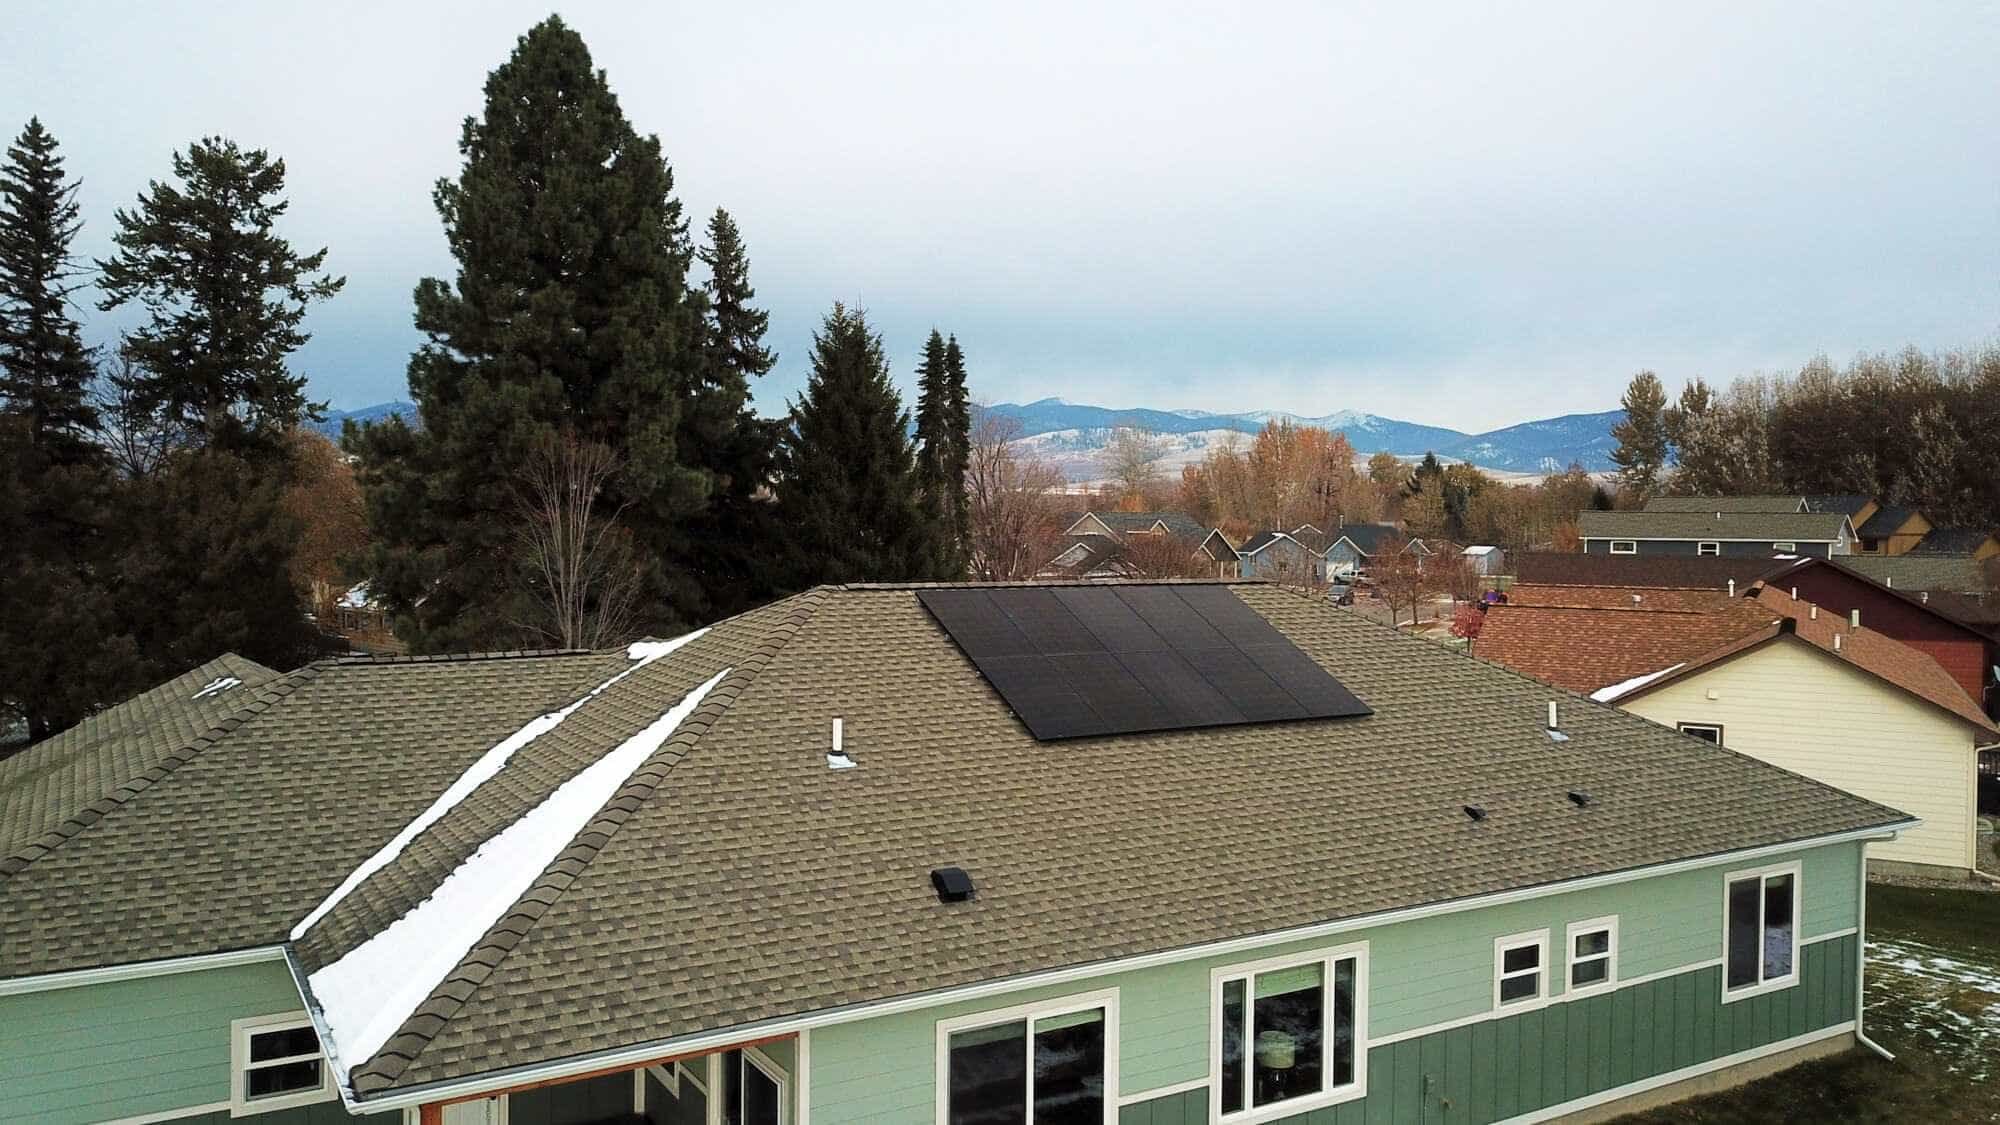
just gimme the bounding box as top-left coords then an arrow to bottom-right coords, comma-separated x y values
1721,860 -> 1803,1004
1208,941 -> 1369,1125
229,1011 -> 334,1116
934,988 -> 1120,1125
1565,915 -> 1619,997
1677,723 -> 1724,744
636,1059 -> 681,1111
1696,541 -> 1721,556
1492,929 -> 1551,1012
706,1047 -> 789,1125
1772,542 -> 1796,552
1608,540 -> 1637,554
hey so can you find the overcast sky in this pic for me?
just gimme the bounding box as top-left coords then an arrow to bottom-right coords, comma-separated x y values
6,2 -> 1997,432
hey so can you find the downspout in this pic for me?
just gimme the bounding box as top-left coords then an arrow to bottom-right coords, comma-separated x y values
1971,741 -> 2000,887
1855,839 -> 1895,1060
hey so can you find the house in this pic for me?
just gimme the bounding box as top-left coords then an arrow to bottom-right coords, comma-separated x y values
1323,523 -> 1427,577
1043,523 -> 1238,580
1513,551 -> 1787,592
0,582 -> 1911,1125
1576,510 -> 1855,558
1063,510 -> 1209,539
1234,530 -> 1327,583
1643,495 -> 1810,514
1480,583 -> 1994,875
1851,505 -> 1930,556
1462,545 -> 1505,576
1911,527 -> 2000,561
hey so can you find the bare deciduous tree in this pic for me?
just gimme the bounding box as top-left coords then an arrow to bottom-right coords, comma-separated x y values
90,352 -> 177,477
513,432 -> 645,650
1371,537 -> 1434,628
967,413 -> 1067,580
1117,528 -> 1215,579
1104,425 -> 1167,500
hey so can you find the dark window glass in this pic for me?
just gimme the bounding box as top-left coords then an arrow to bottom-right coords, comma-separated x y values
1251,962 -> 1324,1108
1330,958 -> 1356,1088
1679,725 -> 1722,744
1726,878 -> 1761,989
1220,978 -> 1246,1114
246,1059 -> 320,1098
744,1060 -> 781,1125
1498,974 -> 1539,1003
1763,875 -> 1795,980
1575,930 -> 1610,959
1502,944 -> 1540,974
248,1026 -> 319,1063
1031,1009 -> 1105,1125
948,1021 -> 1027,1125
1572,958 -> 1610,986
721,1049 -> 743,1125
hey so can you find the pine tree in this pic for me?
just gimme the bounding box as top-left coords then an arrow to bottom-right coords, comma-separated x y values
351,16 -> 712,651
96,137 -> 342,460
0,118 -> 98,460
773,304 -> 928,588
941,334 -> 973,571
912,329 -> 956,572
1609,370 -> 1669,500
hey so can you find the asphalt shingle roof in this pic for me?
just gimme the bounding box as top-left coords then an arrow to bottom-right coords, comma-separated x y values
1913,528 -> 1998,555
1477,599 -> 1782,694
1511,552 -> 1787,590
0,583 -> 1908,1100
1643,496 -> 1806,514
1857,505 -> 1921,539
1333,524 -> 1405,555
1838,554 -> 1988,595
1578,510 -> 1850,542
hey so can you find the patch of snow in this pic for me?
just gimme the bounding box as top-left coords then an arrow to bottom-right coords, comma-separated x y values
191,676 -> 241,700
310,667 -> 731,1080
337,582 -> 375,610
288,629 -> 708,941
1589,663 -> 1685,703
827,751 -> 857,770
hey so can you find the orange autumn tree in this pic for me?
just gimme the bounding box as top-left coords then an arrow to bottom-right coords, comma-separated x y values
1179,421 -> 1366,535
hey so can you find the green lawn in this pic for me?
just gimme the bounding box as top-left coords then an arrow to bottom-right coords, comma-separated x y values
1614,883 -> 2000,1124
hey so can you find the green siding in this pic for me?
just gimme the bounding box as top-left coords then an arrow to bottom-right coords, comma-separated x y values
806,842 -> 1862,1125
1117,1086 -> 1203,1125
0,956 -> 365,1125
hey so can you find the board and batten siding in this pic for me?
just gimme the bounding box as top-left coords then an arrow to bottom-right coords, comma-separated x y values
806,842 -> 1862,1125
1620,640 -> 1980,871
0,956 -> 366,1125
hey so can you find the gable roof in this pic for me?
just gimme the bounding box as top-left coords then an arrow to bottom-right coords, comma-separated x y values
1758,555 -> 2000,647
1643,495 -> 1807,514
0,653 -> 279,859
1067,511 -> 1206,538
1803,495 -> 1876,518
1913,527 -> 1999,555
1612,585 -> 1996,732
0,584 -> 1907,1103
1195,528 -> 1238,561
1857,504 -> 1924,539
1332,523 -> 1406,555
1477,599 -> 1782,695
1838,553 -> 1988,595
1577,510 -> 1852,543
1238,530 -> 1316,556
1512,552 -> 1787,590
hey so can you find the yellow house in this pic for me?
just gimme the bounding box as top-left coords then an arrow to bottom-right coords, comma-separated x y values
1595,588 -> 1998,876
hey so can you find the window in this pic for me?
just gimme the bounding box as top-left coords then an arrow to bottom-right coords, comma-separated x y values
1724,862 -> 1800,1001
1493,931 -> 1549,1010
717,1048 -> 787,1125
1697,541 -> 1721,556
1772,542 -> 1796,552
1609,540 -> 1637,554
1566,917 -> 1618,994
939,991 -> 1115,1125
230,1013 -> 333,1115
1212,944 -> 1366,1123
1677,723 -> 1723,745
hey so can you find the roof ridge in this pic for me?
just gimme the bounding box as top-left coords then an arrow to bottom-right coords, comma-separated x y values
345,588 -> 831,1095
330,647 -> 597,665
840,577 -> 1261,590
0,662 -> 329,881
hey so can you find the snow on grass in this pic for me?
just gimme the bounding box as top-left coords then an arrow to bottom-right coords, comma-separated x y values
1868,937 -> 2000,1081
289,631 -> 706,941
310,666 -> 731,1081
1589,663 -> 1685,703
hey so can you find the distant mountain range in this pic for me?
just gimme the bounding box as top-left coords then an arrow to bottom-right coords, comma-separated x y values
979,398 -> 1623,474
309,400 -> 417,439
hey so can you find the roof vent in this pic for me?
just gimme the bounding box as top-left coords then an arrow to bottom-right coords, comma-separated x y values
1834,634 -> 1844,653
1727,579 -> 1736,596
1790,586 -> 1798,600
1850,609 -> 1861,628
1545,701 -> 1570,742
930,866 -> 975,903
1463,805 -> 1488,822
1567,790 -> 1593,807
826,717 -> 856,769
1921,591 -> 1930,604
1809,604 -> 1817,619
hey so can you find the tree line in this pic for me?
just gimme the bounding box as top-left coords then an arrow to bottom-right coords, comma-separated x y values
0,17 -> 971,747
1609,350 -> 2000,527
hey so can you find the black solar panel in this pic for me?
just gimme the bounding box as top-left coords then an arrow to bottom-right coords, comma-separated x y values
918,586 -> 1371,740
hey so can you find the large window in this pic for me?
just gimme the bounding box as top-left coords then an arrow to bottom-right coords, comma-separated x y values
230,1013 -> 333,1115
1211,944 -> 1366,1123
1492,931 -> 1549,1010
1724,862 -> 1800,1000
939,992 -> 1115,1125
1565,916 -> 1618,995
717,1047 -> 787,1125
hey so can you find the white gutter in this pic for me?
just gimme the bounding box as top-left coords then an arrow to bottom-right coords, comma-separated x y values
0,945 -> 286,997
336,819 -> 1915,1113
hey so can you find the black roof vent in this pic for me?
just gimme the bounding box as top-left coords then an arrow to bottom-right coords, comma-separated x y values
1567,790 -> 1593,807
1462,805 -> 1487,823
931,866 -> 975,903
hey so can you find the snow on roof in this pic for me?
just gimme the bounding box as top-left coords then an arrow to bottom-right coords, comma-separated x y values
190,676 -> 241,700
337,582 -> 375,610
1463,545 -> 1499,555
308,664 -> 731,1083
289,632 -> 707,942
1589,663 -> 1686,703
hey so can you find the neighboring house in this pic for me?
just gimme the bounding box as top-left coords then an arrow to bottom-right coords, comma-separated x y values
1852,505 -> 1930,556
1803,495 -> 1878,523
1481,584 -> 1994,875
1462,545 -> 1505,576
1063,510 -> 1208,539
1323,523 -> 1426,577
1195,528 -> 1241,578
1576,510 -> 1855,558
1512,551 -> 1786,592
1235,530 -> 1326,583
1043,526 -> 1237,580
1643,495 -> 1810,514
0,582 -> 1910,1125
1042,534 -> 1130,579
1911,527 -> 2000,561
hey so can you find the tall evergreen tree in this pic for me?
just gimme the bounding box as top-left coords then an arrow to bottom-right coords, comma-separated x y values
0,118 -> 98,459
96,137 -> 342,460
773,304 -> 928,588
912,329 -> 955,571
941,334 -> 973,571
1608,370 -> 1669,500
351,16 -> 714,651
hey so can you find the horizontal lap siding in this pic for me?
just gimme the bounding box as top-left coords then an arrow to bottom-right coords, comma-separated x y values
1625,643 -> 1978,870
806,844 -> 1861,1125
0,957 -> 347,1125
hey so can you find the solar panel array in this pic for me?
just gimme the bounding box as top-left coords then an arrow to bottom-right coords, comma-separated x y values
917,585 -> 1372,740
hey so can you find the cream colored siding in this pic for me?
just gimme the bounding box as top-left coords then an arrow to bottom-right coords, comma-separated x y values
1621,640 -> 1978,870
